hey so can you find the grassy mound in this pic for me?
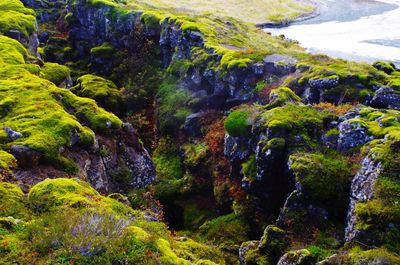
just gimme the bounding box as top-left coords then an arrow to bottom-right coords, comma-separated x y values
0,178 -> 225,264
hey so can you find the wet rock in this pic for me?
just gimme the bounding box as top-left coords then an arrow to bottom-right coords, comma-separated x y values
371,87 -> 400,110
10,145 -> 41,168
5,127 -> 23,140
277,249 -> 314,265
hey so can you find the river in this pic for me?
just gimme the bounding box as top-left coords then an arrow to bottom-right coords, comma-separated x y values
263,0 -> 400,66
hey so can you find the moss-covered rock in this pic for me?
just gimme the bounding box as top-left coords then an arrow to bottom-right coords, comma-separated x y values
289,152 -> 352,212
0,0 -> 36,38
224,110 -> 252,137
40,62 -> 71,86
71,74 -> 122,112
0,35 -> 122,172
0,182 -> 28,219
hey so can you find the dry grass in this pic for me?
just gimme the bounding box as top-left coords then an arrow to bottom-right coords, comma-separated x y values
135,0 -> 315,24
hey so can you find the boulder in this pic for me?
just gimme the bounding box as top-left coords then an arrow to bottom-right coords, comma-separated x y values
371,87 -> 400,110
10,145 -> 41,168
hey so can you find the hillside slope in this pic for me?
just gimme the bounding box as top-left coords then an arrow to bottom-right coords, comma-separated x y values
0,0 -> 399,264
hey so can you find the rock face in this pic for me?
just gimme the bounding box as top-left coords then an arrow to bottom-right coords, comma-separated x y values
70,123 -> 156,193
66,0 -> 299,111
345,156 -> 382,243
13,123 -> 156,194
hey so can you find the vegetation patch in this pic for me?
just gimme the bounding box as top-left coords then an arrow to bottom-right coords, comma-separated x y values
71,74 -> 122,112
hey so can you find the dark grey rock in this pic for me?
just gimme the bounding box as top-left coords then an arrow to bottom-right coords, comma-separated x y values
183,113 -> 203,137
10,145 -> 41,168
371,87 -> 400,110
309,76 -> 339,90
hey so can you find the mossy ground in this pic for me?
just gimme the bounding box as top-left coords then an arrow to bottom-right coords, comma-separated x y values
0,34 -> 121,172
135,0 -> 314,24
0,0 -> 36,38
0,178 -> 225,264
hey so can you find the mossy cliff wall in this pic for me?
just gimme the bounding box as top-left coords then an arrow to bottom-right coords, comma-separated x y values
66,0 -> 301,111
0,1 -> 156,192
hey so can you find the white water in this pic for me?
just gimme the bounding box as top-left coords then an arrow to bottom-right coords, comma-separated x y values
264,0 -> 400,65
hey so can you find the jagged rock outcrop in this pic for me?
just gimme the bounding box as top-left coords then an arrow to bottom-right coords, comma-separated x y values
345,156 -> 382,243
66,0 -> 301,111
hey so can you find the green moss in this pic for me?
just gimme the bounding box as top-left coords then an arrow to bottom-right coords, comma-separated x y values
153,138 -> 183,180
353,139 -> 400,251
373,60 -> 396,74
90,42 -> 115,57
388,71 -> 400,90
0,182 -> 28,219
179,202 -> 214,230
244,225 -> 288,264
167,59 -> 193,77
157,77 -> 193,134
140,11 -> 164,27
298,55 -> 387,85
289,152 -> 352,210
260,104 -> 334,147
267,87 -> 301,109
27,178 -> 137,216
0,35 -> 27,65
198,213 -> 250,249
224,110 -> 251,137
349,107 -> 400,142
0,0 -> 36,38
71,74 -> 122,111
40,62 -> 70,86
0,35 -> 121,172
183,143 -> 208,167
242,155 -> 257,181
1,177 -> 224,264
346,247 -> 400,264
0,151 -> 16,173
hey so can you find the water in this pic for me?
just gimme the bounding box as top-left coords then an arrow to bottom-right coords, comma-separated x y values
263,0 -> 400,65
